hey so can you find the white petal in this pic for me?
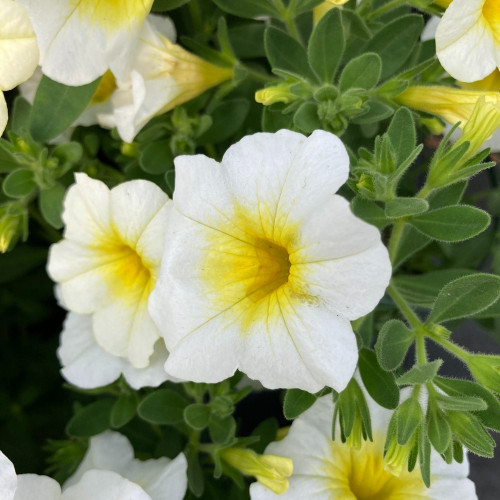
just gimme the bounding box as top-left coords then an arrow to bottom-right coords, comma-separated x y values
0,91 -> 6,137
426,477 -> 477,500
436,0 -> 497,82
0,450 -> 17,500
124,453 -> 188,500
62,470 -> 150,500
14,475 -> 61,500
64,432 -> 134,489
18,66 -> 42,104
147,14 -> 176,42
0,0 -> 38,90
58,313 -> 124,389
250,476 -> 332,500
421,16 -> 440,42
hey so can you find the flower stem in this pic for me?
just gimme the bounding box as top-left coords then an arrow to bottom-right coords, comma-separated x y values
368,0 -> 405,19
428,334 -> 471,362
388,220 -> 406,264
387,283 -> 422,332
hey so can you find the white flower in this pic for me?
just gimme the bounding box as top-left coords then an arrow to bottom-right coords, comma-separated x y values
249,395 -> 477,500
0,0 -> 39,135
0,432 -> 187,500
58,312 -> 170,390
110,17 -> 233,143
18,0 -> 153,85
63,432 -> 187,500
149,130 -> 391,392
436,0 -> 500,83
47,173 -> 171,369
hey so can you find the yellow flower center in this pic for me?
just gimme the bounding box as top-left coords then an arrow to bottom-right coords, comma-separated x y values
483,0 -> 500,46
91,70 -> 117,104
321,435 -> 426,500
71,0 -> 153,31
98,238 -> 154,306
201,202 -> 313,333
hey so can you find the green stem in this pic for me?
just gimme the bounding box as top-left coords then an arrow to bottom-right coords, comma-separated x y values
416,183 -> 434,199
387,283 -> 423,332
388,220 -> 406,264
429,334 -> 471,362
245,67 -> 275,83
415,330 -> 428,364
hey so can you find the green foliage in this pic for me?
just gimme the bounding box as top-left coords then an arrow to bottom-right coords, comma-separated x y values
66,399 -> 115,438
396,360 -> 442,386
375,320 -> 415,371
283,389 -> 317,420
137,389 -> 189,425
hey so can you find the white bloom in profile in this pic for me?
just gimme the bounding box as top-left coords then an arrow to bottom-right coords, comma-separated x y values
0,432 -> 187,500
250,395 -> 477,500
58,312 -> 170,390
18,0 -> 153,85
436,0 -> 500,83
0,0 -> 39,135
63,432 -> 187,500
47,173 -> 171,369
149,130 -> 391,392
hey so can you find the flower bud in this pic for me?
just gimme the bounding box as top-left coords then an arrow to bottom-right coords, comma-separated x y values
220,447 -> 293,494
255,84 -> 295,106
0,205 -> 24,253
313,0 -> 349,23
468,354 -> 500,394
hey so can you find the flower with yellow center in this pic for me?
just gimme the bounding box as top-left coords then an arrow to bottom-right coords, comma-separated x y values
18,0 -> 154,85
0,0 -> 39,135
436,0 -> 500,83
249,396 -> 477,500
48,173 -> 171,369
220,448 -> 293,495
149,130 -> 391,392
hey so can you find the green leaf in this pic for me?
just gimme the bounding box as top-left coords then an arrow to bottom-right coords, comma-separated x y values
434,377 -> 500,431
293,102 -> 321,133
152,0 -> 190,11
250,418 -> 279,454
283,389 -> 317,420
435,394 -> 488,412
51,142 -> 83,177
385,198 -> 429,219
350,197 -> 388,230
208,414 -> 236,445
375,319 -> 414,371
294,0 -> 323,15
139,140 -> 173,175
308,9 -> 344,83
393,269 -> 475,308
427,407 -> 451,454
396,360 -> 442,386
186,447 -> 204,497
137,389 -> 189,425
184,404 -> 211,430
366,14 -> 424,79
359,349 -> 399,409
448,411 -> 495,457
387,107 -> 416,165
10,96 -> 32,135
262,106 -> 293,132
66,399 -> 114,438
39,183 -> 66,229
265,28 -> 317,82
410,205 -> 490,242
199,99 -> 250,145
428,181 -> 467,209
392,225 -> 431,269
396,398 -> 422,445
0,141 -> 18,173
351,101 -> 393,124
340,53 -> 381,92
212,0 -> 280,18
428,273 -> 500,324
229,24 -> 266,59
30,76 -> 101,143
2,169 -> 37,198
110,394 -> 137,429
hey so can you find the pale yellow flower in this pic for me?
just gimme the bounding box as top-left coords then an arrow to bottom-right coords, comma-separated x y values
313,0 -> 349,23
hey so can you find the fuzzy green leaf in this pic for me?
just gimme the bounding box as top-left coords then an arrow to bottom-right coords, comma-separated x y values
375,319 -> 414,371
284,389 -> 317,420
396,360 -> 442,386
385,197 -> 429,219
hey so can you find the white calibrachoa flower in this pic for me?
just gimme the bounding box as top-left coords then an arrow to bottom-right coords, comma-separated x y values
149,130 -> 392,392
18,0 -> 154,85
0,432 -> 188,500
250,396 -> 478,500
436,0 -> 500,83
47,173 -> 171,370
0,0 -> 39,135
58,312 -> 170,390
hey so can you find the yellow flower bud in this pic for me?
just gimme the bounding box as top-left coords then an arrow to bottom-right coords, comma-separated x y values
220,447 -> 293,494
396,86 -> 500,128
0,206 -> 24,253
433,0 -> 452,8
468,354 -> 500,394
255,84 -> 295,106
313,0 -> 350,24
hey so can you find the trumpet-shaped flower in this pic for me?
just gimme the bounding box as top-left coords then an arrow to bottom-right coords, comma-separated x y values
436,0 -> 500,83
0,432 -> 187,500
110,18 -> 233,142
149,130 -> 391,393
0,0 -> 39,135
58,313 -> 170,390
47,173 -> 171,369
250,396 -> 477,500
220,448 -> 293,495
18,0 -> 154,85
